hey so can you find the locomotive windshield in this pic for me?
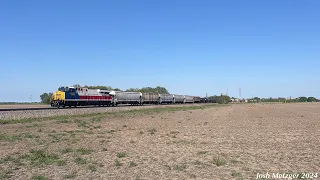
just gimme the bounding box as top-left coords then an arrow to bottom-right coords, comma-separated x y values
58,86 -> 70,92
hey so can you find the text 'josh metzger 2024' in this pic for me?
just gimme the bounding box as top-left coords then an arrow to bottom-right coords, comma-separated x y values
256,172 -> 319,179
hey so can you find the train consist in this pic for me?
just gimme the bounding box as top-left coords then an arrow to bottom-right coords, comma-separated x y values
51,86 -> 202,108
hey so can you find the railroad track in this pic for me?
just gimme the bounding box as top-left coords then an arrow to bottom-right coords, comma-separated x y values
0,104 -> 155,112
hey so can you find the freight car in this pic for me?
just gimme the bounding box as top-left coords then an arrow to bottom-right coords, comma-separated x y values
109,91 -> 142,106
51,86 -> 113,108
160,94 -> 174,104
184,95 -> 195,103
142,92 -> 160,104
173,94 -> 185,104
194,96 -> 200,103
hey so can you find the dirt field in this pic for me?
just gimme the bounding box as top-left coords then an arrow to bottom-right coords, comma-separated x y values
1,103 -> 319,180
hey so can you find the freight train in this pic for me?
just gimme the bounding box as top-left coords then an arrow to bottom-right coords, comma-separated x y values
50,86 -> 203,108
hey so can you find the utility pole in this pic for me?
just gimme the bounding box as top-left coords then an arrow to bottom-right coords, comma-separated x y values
29,95 -> 33,103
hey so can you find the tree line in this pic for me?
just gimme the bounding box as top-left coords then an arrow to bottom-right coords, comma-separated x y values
247,97 -> 318,103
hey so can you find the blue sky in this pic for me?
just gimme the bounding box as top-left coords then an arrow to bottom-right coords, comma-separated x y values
1,0 -> 319,102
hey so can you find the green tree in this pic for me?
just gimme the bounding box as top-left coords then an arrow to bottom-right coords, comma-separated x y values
40,93 -> 53,104
307,97 -> 317,102
298,97 -> 308,102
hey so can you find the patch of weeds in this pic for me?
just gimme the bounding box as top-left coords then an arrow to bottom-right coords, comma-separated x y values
88,164 -> 97,172
74,157 -> 87,165
173,163 -> 187,171
91,116 -> 102,123
123,125 -> 127,128
99,140 -> 107,144
102,148 -> 108,151
20,149 -> 61,166
231,172 -> 242,178
51,130 -> 56,133
96,135 -> 105,138
129,161 -> 138,167
197,151 -> 208,155
115,159 -> 122,167
25,124 -> 40,128
32,175 -> 47,180
63,173 -> 76,179
57,160 -> 67,166
38,129 -> 42,132
117,152 -> 128,158
74,119 -> 90,128
139,131 -> 144,134
130,140 -> 135,143
93,125 -> 101,129
212,156 -> 227,166
56,119 -> 70,124
0,133 -> 39,142
48,134 -> 60,143
0,170 -> 14,179
76,148 -> 93,155
0,156 -> 15,164
106,130 -> 116,134
230,159 -> 242,164
148,128 -> 156,135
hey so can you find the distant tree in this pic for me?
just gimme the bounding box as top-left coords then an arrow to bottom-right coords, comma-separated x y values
298,97 -> 308,102
73,84 -> 81,88
113,88 -> 121,91
208,95 -> 230,104
40,93 -> 53,104
125,86 -> 169,94
307,97 -> 317,102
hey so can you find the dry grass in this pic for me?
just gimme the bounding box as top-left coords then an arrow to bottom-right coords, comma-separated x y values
0,103 -> 320,179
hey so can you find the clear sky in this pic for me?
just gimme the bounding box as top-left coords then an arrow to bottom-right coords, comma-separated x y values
1,0 -> 319,102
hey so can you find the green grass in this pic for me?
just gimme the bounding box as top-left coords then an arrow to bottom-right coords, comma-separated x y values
0,104 -> 224,124
60,148 -> 73,154
32,175 -> 47,180
88,164 -> 97,172
76,148 -> 93,155
0,170 -> 14,179
129,161 -> 138,167
197,151 -> 209,155
231,172 -> 242,178
173,164 -> 188,171
20,149 -> 63,166
63,174 -> 76,179
148,128 -> 156,135
0,133 -> 40,142
117,152 -> 128,158
115,159 -> 122,167
74,157 -> 88,165
212,156 -> 227,166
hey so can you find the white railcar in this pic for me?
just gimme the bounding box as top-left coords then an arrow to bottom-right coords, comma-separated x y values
173,94 -> 185,103
109,91 -> 142,106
